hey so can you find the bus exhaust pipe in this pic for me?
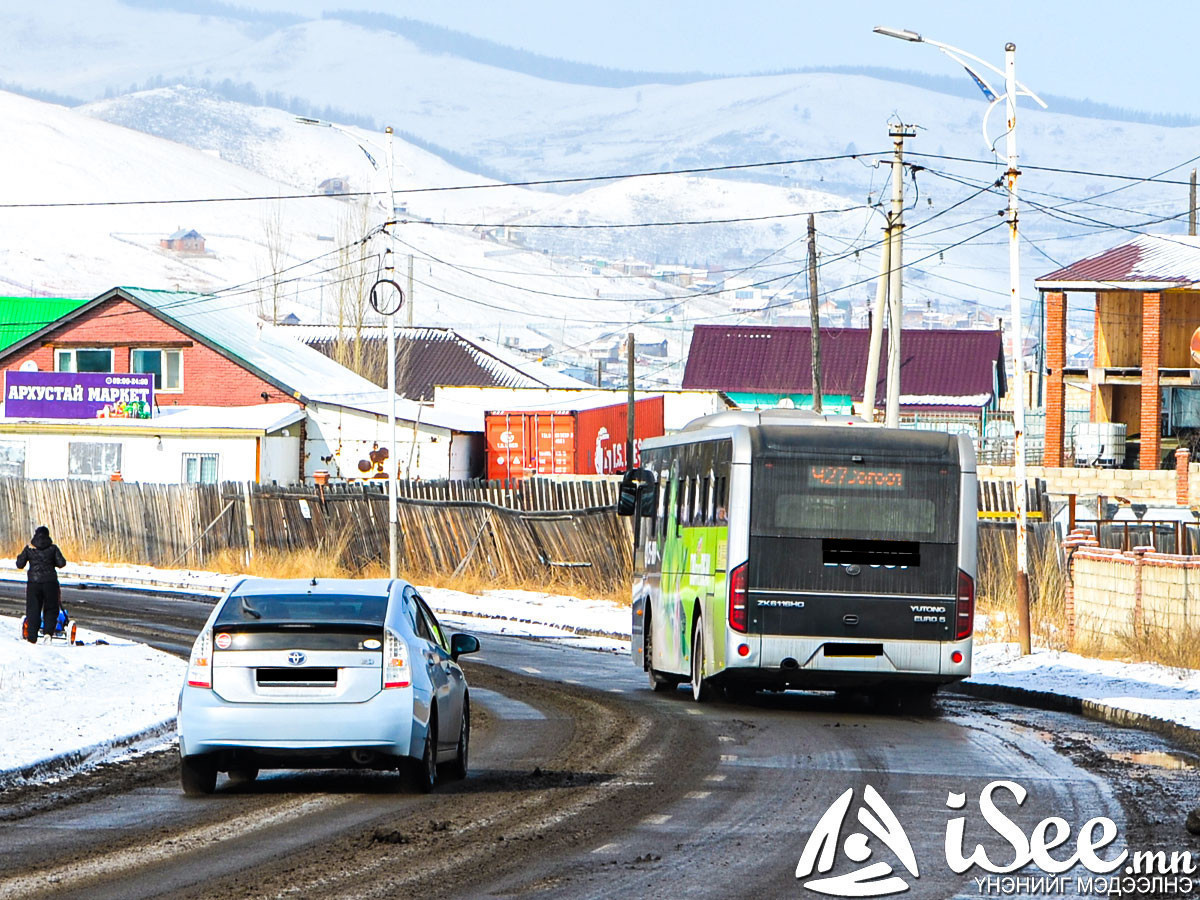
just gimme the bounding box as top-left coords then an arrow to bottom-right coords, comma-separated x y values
781,657 -> 800,670
350,749 -> 374,765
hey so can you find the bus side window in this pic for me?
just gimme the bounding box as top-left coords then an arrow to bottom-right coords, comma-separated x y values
715,475 -> 728,523
674,476 -> 685,536
658,470 -> 669,538
700,474 -> 711,525
705,471 -> 715,525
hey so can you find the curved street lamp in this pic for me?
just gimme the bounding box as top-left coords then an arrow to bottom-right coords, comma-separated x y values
875,27 -> 1047,656
297,117 -> 402,579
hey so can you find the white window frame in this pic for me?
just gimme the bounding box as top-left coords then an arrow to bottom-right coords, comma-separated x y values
68,441 -> 122,479
182,452 -> 219,484
54,347 -> 114,373
131,347 -> 183,393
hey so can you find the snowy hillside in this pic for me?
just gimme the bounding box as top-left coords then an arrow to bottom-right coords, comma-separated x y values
1,1 -> 1192,375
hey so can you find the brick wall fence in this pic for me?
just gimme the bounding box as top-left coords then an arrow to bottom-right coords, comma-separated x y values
1063,532 -> 1200,655
980,456 -> 1200,508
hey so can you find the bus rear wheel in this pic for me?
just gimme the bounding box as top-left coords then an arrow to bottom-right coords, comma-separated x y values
645,613 -> 673,693
690,617 -> 715,703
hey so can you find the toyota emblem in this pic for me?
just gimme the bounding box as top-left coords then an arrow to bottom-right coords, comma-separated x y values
287,650 -> 306,666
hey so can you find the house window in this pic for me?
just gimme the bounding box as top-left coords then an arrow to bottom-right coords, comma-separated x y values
132,349 -> 182,391
0,440 -> 25,478
55,348 -> 113,373
183,453 -> 218,484
68,442 -> 122,478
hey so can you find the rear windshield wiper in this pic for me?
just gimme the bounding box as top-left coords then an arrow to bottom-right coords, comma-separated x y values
240,597 -> 263,619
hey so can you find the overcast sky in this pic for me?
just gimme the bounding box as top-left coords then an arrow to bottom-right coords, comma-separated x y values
243,1 -> 1196,117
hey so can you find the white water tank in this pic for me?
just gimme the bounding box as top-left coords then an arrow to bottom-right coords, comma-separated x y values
1073,422 -> 1127,468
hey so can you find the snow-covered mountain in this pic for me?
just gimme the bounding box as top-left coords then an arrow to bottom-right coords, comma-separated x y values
1,1 -> 1192,378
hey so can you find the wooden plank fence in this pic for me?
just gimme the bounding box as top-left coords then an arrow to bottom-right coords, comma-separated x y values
977,477 -> 1049,521
0,474 -> 1049,592
0,477 -> 630,590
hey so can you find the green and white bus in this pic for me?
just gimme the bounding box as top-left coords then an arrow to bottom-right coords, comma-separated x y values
618,409 -> 977,702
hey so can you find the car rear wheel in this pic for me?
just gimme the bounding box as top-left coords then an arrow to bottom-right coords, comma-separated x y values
227,766 -> 259,785
441,700 -> 469,781
180,755 -> 217,796
408,715 -> 438,793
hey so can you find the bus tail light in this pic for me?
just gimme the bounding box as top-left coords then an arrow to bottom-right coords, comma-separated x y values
186,629 -> 212,689
729,561 -> 749,633
956,570 -> 975,640
383,628 -> 411,689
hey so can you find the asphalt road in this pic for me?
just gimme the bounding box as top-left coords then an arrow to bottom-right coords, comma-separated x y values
0,582 -> 1196,899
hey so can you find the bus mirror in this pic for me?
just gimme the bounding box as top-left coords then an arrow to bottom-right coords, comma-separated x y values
617,468 -> 656,517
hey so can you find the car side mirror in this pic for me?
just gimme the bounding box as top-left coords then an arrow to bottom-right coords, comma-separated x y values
450,633 -> 480,660
617,468 -> 656,517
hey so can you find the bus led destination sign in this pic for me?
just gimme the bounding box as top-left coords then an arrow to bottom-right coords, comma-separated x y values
808,464 -> 904,489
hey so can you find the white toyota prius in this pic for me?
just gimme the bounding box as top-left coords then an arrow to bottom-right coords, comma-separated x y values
177,577 -> 478,795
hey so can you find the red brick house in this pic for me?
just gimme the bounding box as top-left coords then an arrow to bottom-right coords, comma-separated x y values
1035,234 -> 1200,470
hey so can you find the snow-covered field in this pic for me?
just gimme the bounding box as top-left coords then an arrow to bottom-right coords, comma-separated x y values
0,615 -> 185,779
3,561 -> 1200,781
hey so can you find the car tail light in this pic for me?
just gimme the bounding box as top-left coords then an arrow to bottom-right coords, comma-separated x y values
728,561 -> 749,633
186,629 -> 212,689
956,570 -> 975,640
383,628 -> 411,689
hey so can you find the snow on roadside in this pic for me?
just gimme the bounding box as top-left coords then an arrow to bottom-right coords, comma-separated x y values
422,585 -> 630,653
969,643 -> 1200,731
0,615 -> 185,778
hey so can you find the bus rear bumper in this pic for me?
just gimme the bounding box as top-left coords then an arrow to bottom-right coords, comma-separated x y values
721,633 -> 972,690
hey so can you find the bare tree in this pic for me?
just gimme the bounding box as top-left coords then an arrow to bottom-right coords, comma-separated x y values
332,198 -> 378,377
258,199 -> 292,324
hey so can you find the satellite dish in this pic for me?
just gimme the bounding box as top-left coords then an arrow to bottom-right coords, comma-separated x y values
18,360 -> 37,372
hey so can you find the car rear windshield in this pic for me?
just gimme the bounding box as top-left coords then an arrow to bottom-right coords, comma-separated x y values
214,593 -> 389,626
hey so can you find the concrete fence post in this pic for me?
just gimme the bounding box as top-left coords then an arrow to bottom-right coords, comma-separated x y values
1177,448 -> 1191,507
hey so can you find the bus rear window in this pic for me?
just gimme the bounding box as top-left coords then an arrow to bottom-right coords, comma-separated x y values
752,457 -> 959,542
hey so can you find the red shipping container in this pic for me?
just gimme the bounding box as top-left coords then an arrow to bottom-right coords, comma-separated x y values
485,396 -> 664,480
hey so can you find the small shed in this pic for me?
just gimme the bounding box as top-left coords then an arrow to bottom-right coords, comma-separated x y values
160,228 -> 205,253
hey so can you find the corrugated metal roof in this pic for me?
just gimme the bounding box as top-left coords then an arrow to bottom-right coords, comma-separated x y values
0,296 -> 89,353
681,325 -> 1005,407
279,325 -> 589,400
112,288 -> 472,431
1035,234 -> 1200,289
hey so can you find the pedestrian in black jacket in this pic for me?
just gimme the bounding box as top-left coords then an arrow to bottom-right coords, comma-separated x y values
16,525 -> 66,643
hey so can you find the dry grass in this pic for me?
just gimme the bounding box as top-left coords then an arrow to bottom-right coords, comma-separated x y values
976,530 -> 1069,651
58,529 -> 629,607
1112,623 -> 1200,670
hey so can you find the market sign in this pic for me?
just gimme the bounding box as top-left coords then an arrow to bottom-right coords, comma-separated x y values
4,371 -> 154,419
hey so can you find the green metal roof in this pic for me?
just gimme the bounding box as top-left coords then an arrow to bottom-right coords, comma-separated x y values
0,296 -> 89,353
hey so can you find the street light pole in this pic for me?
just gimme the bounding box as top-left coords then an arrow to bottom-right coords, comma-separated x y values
385,126 -> 398,580
297,115 -> 400,579
875,26 -> 1046,655
1001,46 -> 1031,655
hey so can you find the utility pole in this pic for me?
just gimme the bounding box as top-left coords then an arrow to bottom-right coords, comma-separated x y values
1190,168 -> 1196,237
625,333 -> 636,472
806,213 -> 823,413
861,210 -> 891,422
1002,45 -> 1032,656
886,124 -> 914,428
